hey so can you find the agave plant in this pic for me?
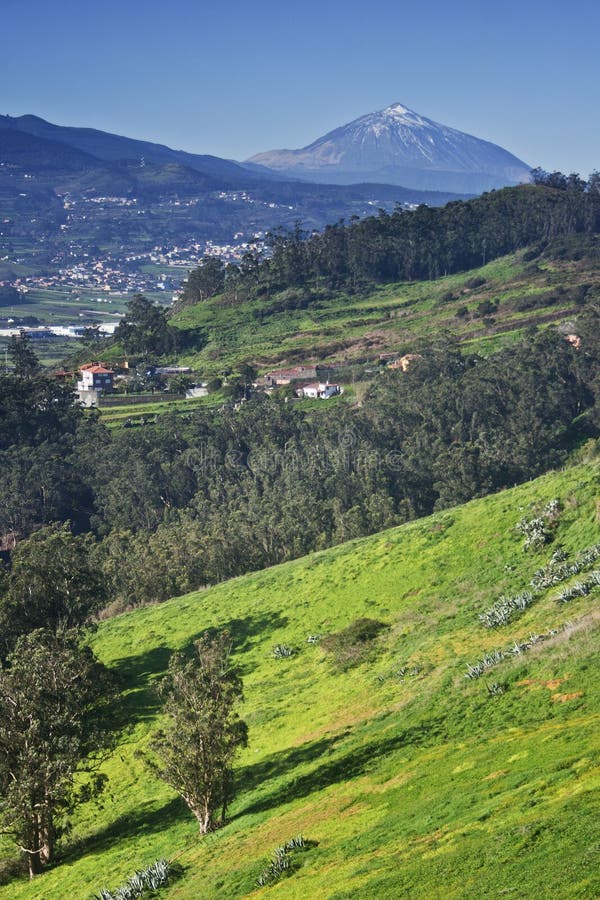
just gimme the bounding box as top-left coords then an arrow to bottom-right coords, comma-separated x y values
272,644 -> 295,658
94,858 -> 172,900
284,835 -> 306,850
479,592 -> 535,628
256,836 -> 307,886
465,649 -> 506,679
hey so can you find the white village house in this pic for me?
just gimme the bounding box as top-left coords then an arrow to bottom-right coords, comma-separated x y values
297,382 -> 342,400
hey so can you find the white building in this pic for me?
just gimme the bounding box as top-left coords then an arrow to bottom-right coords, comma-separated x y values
298,382 -> 342,400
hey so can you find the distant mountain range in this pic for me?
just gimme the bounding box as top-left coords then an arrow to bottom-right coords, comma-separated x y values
0,113 -> 467,285
247,103 -> 531,193
0,113 -> 259,187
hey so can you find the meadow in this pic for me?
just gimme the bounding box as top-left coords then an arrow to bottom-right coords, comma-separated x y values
170,244 -> 598,376
2,457 -> 598,898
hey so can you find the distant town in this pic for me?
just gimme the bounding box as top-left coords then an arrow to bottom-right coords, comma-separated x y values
1,192 -> 271,298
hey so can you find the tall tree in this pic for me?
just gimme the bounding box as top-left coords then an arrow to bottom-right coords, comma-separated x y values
151,631 -> 248,834
180,257 -> 225,305
114,294 -> 176,357
7,333 -> 40,377
0,629 -> 116,878
0,523 -> 102,658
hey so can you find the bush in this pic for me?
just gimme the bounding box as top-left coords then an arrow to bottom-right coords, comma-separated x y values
465,276 -> 487,289
94,858 -> 176,899
320,618 -> 388,670
256,836 -> 308,887
474,299 -> 498,318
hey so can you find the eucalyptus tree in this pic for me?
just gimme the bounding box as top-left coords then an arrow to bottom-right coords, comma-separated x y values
151,631 -> 248,834
0,629 -> 116,878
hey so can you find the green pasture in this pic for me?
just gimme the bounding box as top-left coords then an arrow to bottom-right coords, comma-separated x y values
171,249 -> 595,375
2,459 -> 599,897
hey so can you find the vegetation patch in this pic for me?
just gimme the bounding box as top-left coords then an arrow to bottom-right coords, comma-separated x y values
94,858 -> 177,899
255,836 -> 311,888
320,618 -> 389,670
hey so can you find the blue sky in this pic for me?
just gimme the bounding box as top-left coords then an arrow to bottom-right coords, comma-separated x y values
2,0 -> 599,175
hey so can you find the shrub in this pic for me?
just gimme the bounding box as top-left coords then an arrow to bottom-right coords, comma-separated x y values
465,276 -> 487,289
320,618 -> 389,670
474,299 -> 498,318
94,858 -> 174,899
256,836 -> 307,887
515,501 -> 560,552
272,644 -> 295,658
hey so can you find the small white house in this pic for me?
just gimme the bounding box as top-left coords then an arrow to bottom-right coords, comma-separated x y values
298,382 -> 342,400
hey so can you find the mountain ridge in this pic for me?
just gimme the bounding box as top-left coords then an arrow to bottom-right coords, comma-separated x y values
0,113 -> 266,188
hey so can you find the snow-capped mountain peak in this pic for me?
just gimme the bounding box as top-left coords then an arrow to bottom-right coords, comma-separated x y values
246,102 -> 530,194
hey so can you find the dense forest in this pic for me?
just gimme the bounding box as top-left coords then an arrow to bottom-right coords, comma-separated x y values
2,312 -> 600,619
180,174 -> 600,306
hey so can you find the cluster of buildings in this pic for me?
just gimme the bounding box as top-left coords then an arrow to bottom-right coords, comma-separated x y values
48,346 -> 435,415
5,233 -> 268,300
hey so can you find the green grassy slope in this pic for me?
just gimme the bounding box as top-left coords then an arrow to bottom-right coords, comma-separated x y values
3,460 -> 600,898
171,238 -> 600,375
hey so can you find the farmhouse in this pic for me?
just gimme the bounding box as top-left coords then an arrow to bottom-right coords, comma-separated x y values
297,382 -> 342,400
264,365 -> 318,387
77,363 -> 115,393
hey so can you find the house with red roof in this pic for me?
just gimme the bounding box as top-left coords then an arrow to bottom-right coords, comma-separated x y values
77,363 -> 115,394
76,362 -> 114,406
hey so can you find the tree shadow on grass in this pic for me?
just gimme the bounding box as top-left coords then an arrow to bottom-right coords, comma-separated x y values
235,717 -> 444,819
108,610 -> 289,730
59,796 -> 189,867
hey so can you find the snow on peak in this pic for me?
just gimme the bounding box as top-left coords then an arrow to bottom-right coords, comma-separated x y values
383,103 -> 411,117
376,103 -> 428,129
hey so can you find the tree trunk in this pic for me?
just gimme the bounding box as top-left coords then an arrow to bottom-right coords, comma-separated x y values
27,850 -> 43,880
25,812 -> 53,878
39,823 -> 53,867
192,800 -> 213,835
25,814 -> 44,879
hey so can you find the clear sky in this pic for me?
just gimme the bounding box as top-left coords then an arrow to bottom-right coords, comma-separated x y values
2,0 -> 599,175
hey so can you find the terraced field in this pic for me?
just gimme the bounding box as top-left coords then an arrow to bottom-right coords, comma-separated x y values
171,239 -> 600,376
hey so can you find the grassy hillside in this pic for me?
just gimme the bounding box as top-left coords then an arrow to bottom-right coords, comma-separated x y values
2,458 -> 600,898
170,235 -> 600,376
